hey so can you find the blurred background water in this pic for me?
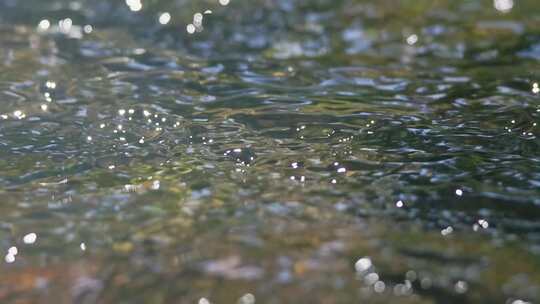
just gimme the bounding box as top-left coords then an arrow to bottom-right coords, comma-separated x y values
0,0 -> 539,303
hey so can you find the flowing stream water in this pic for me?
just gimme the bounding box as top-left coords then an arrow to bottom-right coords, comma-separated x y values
0,0 -> 540,303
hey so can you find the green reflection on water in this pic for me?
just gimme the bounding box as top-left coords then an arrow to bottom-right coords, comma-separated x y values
0,0 -> 539,303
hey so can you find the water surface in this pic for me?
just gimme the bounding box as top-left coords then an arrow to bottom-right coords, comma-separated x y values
1,0 -> 540,303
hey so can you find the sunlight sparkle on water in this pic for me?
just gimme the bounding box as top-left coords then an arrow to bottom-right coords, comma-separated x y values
365,272 -> 379,284
494,0 -> 514,12
126,0 -> 142,12
198,298 -> 211,304
5,246 -> 18,263
193,13 -> 203,26
159,12 -> 171,25
4,253 -> 15,263
455,281 -> 468,294
59,18 -> 73,33
23,233 -> 37,244
37,19 -> 50,31
84,25 -> 93,34
374,281 -> 385,293
13,110 -> 25,119
355,257 -> 372,273
238,293 -> 255,304
8,246 -> 18,256
533,82 -> 539,94
2,1 -> 540,302
441,226 -> 453,236
45,81 -> 56,89
478,219 -> 489,229
473,219 -> 490,231
406,34 -> 418,45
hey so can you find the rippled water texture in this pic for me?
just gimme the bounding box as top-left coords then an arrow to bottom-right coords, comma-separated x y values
1,0 -> 540,303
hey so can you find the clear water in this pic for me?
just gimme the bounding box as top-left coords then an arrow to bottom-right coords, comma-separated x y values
1,0 -> 540,303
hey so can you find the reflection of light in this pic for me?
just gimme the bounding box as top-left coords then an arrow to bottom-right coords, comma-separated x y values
198,298 -> 210,304
238,294 -> 255,304
455,281 -> 468,294
38,19 -> 50,31
4,253 -> 15,263
365,272 -> 379,284
159,12 -> 171,25
8,247 -> 18,256
455,189 -> 463,196
219,0 -> 230,6
355,257 -> 372,272
193,13 -> 203,27
44,92 -> 52,102
406,34 -> 418,45
374,281 -> 385,293
41,104 -> 48,111
59,18 -> 73,33
23,233 -> 37,244
533,82 -> 539,94
396,200 -> 404,208
126,0 -> 142,11
46,81 -> 56,89
441,226 -> 453,236
13,110 -> 25,119
494,0 -> 514,12
478,219 -> 489,229
84,25 -> 93,34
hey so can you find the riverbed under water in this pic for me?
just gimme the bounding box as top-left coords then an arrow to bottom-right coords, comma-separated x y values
0,0 -> 540,303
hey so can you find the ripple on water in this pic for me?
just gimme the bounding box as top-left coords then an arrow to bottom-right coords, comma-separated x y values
0,0 -> 540,303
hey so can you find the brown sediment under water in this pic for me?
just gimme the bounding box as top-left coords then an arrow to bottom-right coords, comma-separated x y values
0,0 -> 540,303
